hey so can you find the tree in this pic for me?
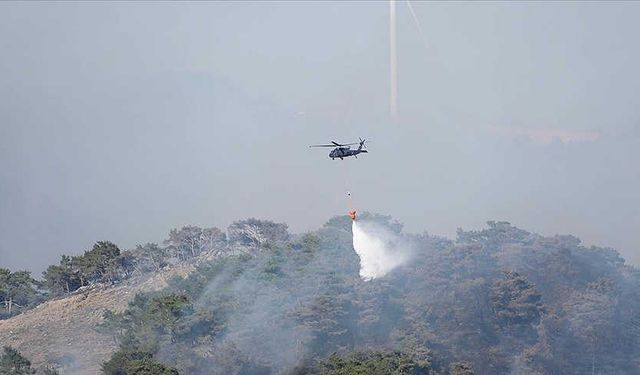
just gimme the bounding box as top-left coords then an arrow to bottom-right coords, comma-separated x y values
42,265 -> 67,296
92,218 -> 640,375
299,233 -> 321,253
295,350 -> 434,375
42,255 -> 81,296
0,269 -> 39,316
97,309 -> 129,344
134,243 -> 169,272
201,227 -> 227,254
102,349 -> 178,375
491,271 -> 544,328
227,219 -> 289,246
0,268 -> 9,312
147,294 -> 194,339
105,293 -> 195,354
164,226 -> 226,260
563,279 -> 617,374
457,221 -> 531,248
123,358 -> 179,375
119,250 -> 138,278
292,275 -> 357,356
0,346 -> 35,374
450,362 -> 474,375
71,255 -> 88,287
80,241 -> 122,284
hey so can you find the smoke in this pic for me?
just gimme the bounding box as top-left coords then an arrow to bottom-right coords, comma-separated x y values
140,217 -> 416,373
352,220 -> 412,281
174,225 -> 357,373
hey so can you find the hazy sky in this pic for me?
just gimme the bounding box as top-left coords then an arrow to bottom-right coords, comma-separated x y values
1,2 -> 639,274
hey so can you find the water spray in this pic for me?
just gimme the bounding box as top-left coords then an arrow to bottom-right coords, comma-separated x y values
352,219 -> 411,281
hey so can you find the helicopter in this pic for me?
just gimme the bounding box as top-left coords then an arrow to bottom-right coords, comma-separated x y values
309,138 -> 368,160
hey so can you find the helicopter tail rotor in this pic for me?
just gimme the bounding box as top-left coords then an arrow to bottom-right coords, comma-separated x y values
358,138 -> 367,151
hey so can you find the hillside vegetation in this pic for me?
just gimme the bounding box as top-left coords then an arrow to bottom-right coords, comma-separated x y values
2,215 -> 639,374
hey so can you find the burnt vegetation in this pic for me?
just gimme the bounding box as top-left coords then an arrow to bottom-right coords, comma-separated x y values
2,217 -> 640,374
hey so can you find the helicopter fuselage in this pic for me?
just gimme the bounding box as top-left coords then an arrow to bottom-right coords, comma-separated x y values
329,147 -> 368,160
310,138 -> 368,160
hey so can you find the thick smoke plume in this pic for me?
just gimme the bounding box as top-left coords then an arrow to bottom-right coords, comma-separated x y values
352,220 -> 411,280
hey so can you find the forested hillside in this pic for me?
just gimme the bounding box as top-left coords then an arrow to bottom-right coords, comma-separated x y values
95,215 -> 639,375
1,215 -> 638,374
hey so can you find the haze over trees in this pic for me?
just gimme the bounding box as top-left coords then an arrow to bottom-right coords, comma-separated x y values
90,216 -> 639,374
2,216 -> 639,374
1,219 -> 294,320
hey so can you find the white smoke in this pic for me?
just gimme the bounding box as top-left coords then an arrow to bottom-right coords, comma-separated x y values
352,220 -> 411,281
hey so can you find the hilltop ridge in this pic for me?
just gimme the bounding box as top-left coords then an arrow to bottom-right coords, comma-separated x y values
1,217 -> 639,374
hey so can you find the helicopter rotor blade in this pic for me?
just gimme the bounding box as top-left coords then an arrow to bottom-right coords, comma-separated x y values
310,140 -> 359,148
